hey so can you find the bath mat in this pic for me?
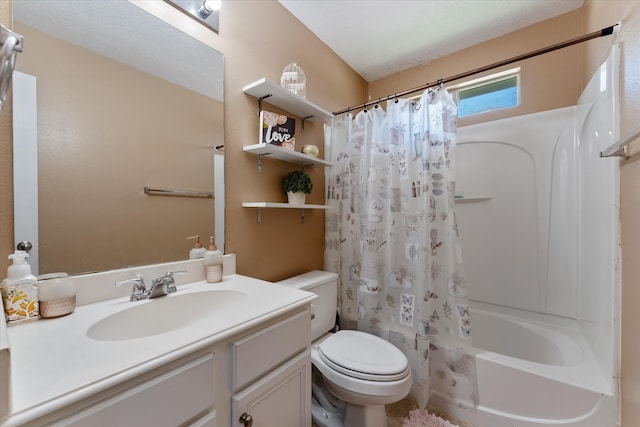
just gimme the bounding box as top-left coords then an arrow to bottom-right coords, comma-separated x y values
401,409 -> 460,427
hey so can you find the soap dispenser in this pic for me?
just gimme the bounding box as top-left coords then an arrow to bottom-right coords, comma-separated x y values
204,236 -> 223,283
1,250 -> 39,322
187,235 -> 206,259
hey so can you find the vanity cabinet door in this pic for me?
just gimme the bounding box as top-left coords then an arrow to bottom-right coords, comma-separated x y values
232,351 -> 311,427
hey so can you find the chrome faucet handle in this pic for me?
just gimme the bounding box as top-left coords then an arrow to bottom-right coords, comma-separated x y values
164,270 -> 188,277
154,270 -> 188,293
115,274 -> 148,301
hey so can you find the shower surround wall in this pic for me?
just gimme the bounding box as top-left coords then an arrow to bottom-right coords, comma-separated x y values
435,45 -> 620,426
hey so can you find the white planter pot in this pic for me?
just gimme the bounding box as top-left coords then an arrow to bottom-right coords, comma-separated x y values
287,191 -> 306,205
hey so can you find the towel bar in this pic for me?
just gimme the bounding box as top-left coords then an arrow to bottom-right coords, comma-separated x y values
600,124 -> 640,158
143,186 -> 213,198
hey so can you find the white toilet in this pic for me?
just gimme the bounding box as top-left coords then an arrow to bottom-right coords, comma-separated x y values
277,271 -> 412,427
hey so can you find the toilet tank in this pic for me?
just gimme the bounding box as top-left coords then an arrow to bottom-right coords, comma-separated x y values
276,271 -> 338,341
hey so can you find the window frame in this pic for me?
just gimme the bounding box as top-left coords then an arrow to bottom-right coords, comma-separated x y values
447,67 -> 521,117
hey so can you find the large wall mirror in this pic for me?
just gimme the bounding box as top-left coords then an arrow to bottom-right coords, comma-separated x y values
12,0 -> 224,276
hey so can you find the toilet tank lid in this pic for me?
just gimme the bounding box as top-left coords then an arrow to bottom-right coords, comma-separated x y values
276,270 -> 338,290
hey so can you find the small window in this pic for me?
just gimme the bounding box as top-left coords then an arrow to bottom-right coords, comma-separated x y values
448,68 -> 520,117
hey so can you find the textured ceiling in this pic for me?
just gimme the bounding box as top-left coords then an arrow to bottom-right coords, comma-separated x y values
279,0 -> 585,82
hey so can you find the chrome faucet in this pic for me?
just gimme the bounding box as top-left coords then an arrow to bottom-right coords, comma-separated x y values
148,270 -> 187,299
115,270 -> 187,301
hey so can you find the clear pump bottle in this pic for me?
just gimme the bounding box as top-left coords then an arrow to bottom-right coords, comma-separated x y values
187,235 -> 207,259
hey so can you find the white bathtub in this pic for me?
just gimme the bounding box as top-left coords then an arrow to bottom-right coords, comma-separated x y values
429,301 -> 617,427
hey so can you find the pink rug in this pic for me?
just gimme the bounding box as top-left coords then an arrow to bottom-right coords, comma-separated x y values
401,409 -> 460,427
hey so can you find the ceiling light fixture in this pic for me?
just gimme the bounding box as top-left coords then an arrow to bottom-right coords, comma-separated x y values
197,0 -> 221,19
164,0 -> 220,33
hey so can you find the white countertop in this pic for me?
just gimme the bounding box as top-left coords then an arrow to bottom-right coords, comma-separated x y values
2,274 -> 315,426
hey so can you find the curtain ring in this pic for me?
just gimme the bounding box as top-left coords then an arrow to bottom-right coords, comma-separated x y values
394,94 -> 399,104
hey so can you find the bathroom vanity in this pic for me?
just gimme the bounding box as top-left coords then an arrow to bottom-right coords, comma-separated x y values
0,262 -> 315,427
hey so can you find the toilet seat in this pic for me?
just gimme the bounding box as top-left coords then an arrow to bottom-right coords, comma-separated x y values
317,330 -> 409,382
311,333 -> 412,400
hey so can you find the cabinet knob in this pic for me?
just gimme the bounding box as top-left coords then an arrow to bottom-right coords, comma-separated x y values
239,413 -> 253,427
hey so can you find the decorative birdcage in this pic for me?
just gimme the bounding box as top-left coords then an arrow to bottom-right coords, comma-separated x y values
280,62 -> 306,99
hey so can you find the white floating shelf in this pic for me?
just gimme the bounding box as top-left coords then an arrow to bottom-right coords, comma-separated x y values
243,202 -> 329,209
243,78 -> 334,122
244,143 -> 333,168
243,201 -> 330,224
454,197 -> 492,203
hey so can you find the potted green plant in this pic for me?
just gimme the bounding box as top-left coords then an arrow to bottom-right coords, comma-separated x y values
282,170 -> 312,204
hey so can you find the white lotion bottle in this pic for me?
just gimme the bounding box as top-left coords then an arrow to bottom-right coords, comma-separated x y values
204,236 -> 223,283
187,235 -> 206,259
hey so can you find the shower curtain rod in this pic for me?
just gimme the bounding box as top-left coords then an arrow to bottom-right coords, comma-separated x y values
333,23 -> 619,116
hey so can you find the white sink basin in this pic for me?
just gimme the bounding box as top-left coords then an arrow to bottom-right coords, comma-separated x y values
87,290 -> 248,341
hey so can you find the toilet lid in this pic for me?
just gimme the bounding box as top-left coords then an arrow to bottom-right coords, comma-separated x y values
318,330 -> 409,381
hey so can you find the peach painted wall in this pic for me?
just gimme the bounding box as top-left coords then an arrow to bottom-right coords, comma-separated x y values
369,10 -> 584,127
129,0 -> 367,281
215,1 -> 366,281
134,0 -> 367,282
581,2 -> 640,425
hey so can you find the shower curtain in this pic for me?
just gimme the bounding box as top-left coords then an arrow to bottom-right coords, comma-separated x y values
325,88 -> 477,409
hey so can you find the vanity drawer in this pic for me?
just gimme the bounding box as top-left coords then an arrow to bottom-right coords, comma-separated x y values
232,309 -> 310,391
58,353 -> 214,427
